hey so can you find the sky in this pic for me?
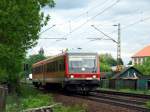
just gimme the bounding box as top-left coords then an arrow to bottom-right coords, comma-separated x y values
28,0 -> 150,65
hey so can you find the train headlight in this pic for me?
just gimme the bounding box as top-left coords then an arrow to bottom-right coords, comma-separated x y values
70,75 -> 74,78
93,75 -> 96,78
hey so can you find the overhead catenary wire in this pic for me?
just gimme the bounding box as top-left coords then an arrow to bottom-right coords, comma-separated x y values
38,0 -> 115,33
53,0 -> 120,41
36,0 -> 150,54
88,15 -> 150,42
79,15 -> 150,50
68,0 -> 120,35
70,0 -> 110,21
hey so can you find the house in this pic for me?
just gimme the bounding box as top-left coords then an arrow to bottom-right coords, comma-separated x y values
132,45 -> 150,65
110,67 -> 143,89
99,67 -> 150,90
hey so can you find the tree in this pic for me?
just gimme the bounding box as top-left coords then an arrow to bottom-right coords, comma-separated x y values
25,54 -> 46,74
0,0 -> 55,92
99,54 -> 117,72
135,57 -> 150,75
128,60 -> 132,65
100,63 -> 111,72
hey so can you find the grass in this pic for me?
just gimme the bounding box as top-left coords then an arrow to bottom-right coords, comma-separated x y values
6,85 -> 85,112
146,101 -> 150,108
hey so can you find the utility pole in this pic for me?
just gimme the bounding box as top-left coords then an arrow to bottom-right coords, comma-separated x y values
114,23 -> 121,65
90,24 -> 122,72
113,23 -> 122,71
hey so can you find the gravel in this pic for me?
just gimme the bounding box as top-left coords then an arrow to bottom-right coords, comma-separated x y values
53,93 -> 141,112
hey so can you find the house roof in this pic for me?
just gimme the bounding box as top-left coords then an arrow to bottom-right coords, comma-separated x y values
111,67 -> 143,80
132,45 -> 150,58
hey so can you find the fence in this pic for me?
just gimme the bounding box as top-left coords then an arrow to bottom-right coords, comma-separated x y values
0,85 -> 8,112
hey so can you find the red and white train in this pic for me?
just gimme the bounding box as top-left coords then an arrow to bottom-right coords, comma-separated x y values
32,52 -> 100,93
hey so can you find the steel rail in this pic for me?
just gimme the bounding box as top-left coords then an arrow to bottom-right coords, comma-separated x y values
90,92 -> 146,105
72,92 -> 150,112
95,90 -> 150,99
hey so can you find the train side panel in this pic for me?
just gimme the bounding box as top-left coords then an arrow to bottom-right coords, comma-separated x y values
32,54 -> 66,87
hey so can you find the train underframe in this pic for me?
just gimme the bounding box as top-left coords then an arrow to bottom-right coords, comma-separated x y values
33,79 -> 100,94
63,79 -> 100,94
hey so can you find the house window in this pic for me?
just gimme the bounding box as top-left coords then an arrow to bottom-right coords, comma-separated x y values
134,58 -> 137,65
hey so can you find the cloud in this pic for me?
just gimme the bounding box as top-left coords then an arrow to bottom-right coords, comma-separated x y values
28,0 -> 150,65
54,0 -> 90,9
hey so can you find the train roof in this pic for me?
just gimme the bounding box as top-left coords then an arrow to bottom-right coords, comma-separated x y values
66,50 -> 97,54
32,53 -> 65,67
32,51 -> 98,67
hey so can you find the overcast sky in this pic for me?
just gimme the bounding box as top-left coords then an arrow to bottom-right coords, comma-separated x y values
28,0 -> 150,64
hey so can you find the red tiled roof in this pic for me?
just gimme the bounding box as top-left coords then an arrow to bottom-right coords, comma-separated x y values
132,45 -> 150,58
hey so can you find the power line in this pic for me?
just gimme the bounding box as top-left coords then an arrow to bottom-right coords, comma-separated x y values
39,0 -> 119,36
39,37 -> 67,40
71,0 -> 110,21
122,16 -> 150,29
91,25 -> 118,43
88,16 -> 150,42
77,15 -> 150,50
58,0 -> 120,40
39,24 -> 56,35
50,0 -> 110,27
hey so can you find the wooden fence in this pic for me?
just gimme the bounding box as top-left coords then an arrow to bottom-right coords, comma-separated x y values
0,85 -> 8,112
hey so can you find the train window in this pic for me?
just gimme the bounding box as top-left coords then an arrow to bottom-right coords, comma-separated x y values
32,66 -> 43,74
46,59 -> 65,72
58,59 -> 65,71
54,61 -> 57,72
47,63 -> 50,72
47,62 -> 52,72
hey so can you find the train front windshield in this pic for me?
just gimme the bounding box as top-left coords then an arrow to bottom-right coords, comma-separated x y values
68,54 -> 98,73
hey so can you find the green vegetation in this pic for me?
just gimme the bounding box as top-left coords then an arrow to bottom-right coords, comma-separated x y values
6,85 -> 85,112
99,53 -> 121,72
146,101 -> 150,108
53,105 -> 86,112
135,57 -> 150,75
0,0 -> 55,93
24,53 -> 46,74
6,85 -> 52,111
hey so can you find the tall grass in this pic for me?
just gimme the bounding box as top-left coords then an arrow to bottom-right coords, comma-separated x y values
6,85 -> 85,112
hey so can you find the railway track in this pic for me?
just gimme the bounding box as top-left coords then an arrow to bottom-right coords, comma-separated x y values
23,82 -> 150,111
74,92 -> 150,112
96,89 -> 150,99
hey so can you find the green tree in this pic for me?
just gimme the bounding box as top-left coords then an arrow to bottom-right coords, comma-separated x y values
117,58 -> 124,65
100,63 -> 111,72
0,0 -> 55,92
99,54 -> 117,72
135,57 -> 150,75
128,60 -> 132,65
25,54 -> 46,74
